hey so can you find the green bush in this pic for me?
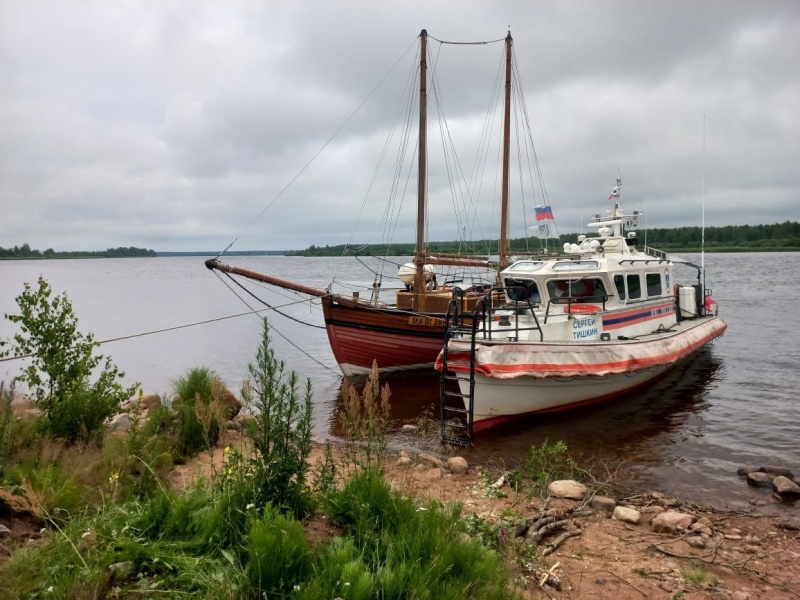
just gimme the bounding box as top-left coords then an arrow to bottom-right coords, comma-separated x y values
509,438 -> 584,496
0,277 -> 138,444
237,317 -> 314,517
171,367 -> 224,458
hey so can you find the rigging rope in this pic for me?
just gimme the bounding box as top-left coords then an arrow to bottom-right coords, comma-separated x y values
213,272 -> 339,376
216,37 -> 419,259
428,35 -> 506,45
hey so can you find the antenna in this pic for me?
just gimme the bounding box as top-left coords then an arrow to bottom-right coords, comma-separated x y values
702,114 -> 706,294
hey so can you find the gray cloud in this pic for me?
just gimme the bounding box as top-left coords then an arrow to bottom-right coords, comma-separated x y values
1,0 -> 798,252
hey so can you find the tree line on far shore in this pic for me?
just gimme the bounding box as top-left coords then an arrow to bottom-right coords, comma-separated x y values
289,221 -> 800,256
0,244 -> 156,259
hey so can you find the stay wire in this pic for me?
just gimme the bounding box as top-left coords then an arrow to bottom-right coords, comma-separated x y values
218,271 -> 326,330
429,35 -> 506,45
214,272 -> 340,376
216,37 -> 419,259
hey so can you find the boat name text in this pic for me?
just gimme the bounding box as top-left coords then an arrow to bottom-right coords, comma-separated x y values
572,317 -> 598,339
408,316 -> 441,327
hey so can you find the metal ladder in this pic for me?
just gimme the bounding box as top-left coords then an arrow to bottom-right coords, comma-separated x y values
439,291 -> 487,446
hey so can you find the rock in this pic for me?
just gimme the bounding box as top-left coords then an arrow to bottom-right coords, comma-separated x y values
401,424 -> 417,432
658,581 -> 674,592
396,456 -> 413,467
417,454 -> 444,469
737,465 -> 760,477
426,468 -> 444,480
731,591 -> 750,600
108,413 -> 131,430
595,577 -> 606,585
761,466 -> 794,479
745,544 -> 761,554
650,491 -> 665,499
108,560 -> 136,577
688,537 -> 706,549
651,510 -> 696,534
0,524 -> 11,539
590,495 -> 616,514
773,476 -> 800,499
724,534 -> 743,541
447,457 -> 469,474
640,505 -> 665,514
746,471 -> 772,488
221,391 -> 242,419
138,394 -> 162,411
547,480 -> 588,500
413,463 -> 427,472
611,506 -> 641,525
399,450 -> 411,460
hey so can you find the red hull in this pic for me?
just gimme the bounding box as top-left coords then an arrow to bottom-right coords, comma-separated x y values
322,298 -> 447,376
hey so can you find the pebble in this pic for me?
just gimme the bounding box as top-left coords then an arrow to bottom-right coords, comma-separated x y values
0,524 -> 11,539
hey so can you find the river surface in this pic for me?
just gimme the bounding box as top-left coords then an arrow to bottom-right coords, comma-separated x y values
1,253 -> 797,511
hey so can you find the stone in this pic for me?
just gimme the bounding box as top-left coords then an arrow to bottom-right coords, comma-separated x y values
640,505 -> 665,514
761,466 -> 795,479
746,471 -> 772,488
417,453 -> 444,469
0,524 -> 11,539
745,544 -> 761,554
651,510 -> 696,534
658,581 -> 674,592
138,394 -> 162,411
108,413 -> 131,430
400,450 -> 411,460
773,476 -> 800,499
396,456 -> 412,467
413,463 -> 427,472
595,577 -> 606,585
611,506 -> 641,525
547,480 -> 588,500
688,537 -> 706,549
731,591 -> 750,600
108,561 -> 136,577
737,465 -> 760,477
447,457 -> 469,474
221,391 -> 242,419
401,424 -> 417,432
426,468 -> 444,480
590,495 -> 616,514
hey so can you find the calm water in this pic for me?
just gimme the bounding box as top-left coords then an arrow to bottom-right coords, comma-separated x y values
1,253 -> 798,511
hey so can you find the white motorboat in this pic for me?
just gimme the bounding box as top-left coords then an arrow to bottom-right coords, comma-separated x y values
437,178 -> 727,439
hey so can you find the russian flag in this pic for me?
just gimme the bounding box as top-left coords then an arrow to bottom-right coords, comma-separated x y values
535,205 -> 554,221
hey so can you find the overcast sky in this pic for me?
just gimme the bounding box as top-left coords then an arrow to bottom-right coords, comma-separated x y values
2,1 -> 798,252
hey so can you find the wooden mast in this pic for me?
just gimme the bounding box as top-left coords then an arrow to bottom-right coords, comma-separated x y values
413,29 -> 428,311
499,31 -> 512,272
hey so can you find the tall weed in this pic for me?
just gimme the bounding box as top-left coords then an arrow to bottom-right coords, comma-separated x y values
339,360 -> 390,474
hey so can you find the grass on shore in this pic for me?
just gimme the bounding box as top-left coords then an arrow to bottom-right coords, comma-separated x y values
0,321 -> 526,600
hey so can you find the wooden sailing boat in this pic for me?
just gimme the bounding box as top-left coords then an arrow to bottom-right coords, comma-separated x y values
207,30 -> 519,377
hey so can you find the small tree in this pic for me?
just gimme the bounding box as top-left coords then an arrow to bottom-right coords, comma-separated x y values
1,277 -> 138,443
240,317 -> 313,516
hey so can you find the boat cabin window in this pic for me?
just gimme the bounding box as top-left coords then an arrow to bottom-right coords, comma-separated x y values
547,278 -> 607,303
614,274 -> 626,301
505,261 -> 544,272
627,274 -> 642,300
552,260 -> 599,272
646,273 -> 663,297
504,278 -> 540,303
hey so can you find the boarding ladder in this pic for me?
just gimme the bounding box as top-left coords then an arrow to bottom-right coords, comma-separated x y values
439,289 -> 485,445
439,288 -> 545,445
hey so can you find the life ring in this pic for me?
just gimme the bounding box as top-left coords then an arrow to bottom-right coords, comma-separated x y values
564,303 -> 602,314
